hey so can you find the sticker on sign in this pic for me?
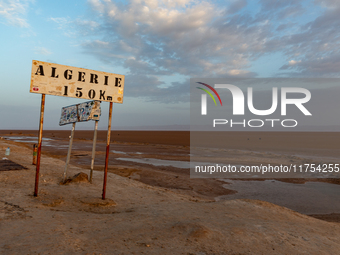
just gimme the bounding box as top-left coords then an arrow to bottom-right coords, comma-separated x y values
30,60 -> 125,103
59,101 -> 101,125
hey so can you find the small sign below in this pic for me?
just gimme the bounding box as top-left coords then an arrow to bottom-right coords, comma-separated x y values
59,101 -> 101,126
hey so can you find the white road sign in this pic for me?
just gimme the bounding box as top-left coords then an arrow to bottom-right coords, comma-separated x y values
59,101 -> 101,126
30,60 -> 125,103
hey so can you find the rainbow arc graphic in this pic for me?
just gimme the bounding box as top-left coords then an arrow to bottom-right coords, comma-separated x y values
196,82 -> 222,115
196,82 -> 223,106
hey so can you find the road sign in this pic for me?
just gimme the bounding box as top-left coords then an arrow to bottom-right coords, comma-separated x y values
59,101 -> 101,125
31,60 -> 121,200
30,60 -> 124,103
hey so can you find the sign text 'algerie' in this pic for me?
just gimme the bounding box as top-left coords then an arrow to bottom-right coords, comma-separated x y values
30,60 -> 125,103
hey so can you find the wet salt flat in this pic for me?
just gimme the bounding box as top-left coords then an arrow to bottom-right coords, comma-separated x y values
112,150 -> 145,155
116,156 -> 340,214
112,150 -> 127,155
3,135 -> 95,151
117,157 -> 190,168
116,157 -> 225,169
4,135 -> 340,215
3,136 -> 54,146
217,180 -> 340,215
3,136 -> 53,143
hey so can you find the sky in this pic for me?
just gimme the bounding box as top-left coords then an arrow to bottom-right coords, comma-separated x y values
0,0 -> 339,130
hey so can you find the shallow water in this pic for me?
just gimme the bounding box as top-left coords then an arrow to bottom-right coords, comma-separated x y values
4,136 -> 53,143
116,157 -> 190,168
4,136 -> 54,147
217,179 -> 340,214
112,150 -> 127,155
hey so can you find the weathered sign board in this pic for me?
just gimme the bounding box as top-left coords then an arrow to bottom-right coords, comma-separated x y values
30,60 -> 125,103
59,100 -> 101,125
30,60 -> 122,200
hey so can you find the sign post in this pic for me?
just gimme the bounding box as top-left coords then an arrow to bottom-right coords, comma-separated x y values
30,60 -> 125,197
102,102 -> 113,200
34,94 -> 45,197
63,122 -> 76,182
90,120 -> 98,183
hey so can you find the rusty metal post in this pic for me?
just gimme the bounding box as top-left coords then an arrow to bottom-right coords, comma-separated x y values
63,122 -> 76,182
90,120 -> 98,183
102,102 -> 113,200
32,144 -> 37,165
34,94 -> 45,197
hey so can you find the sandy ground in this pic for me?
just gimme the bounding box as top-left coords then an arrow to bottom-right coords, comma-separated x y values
1,136 -> 340,254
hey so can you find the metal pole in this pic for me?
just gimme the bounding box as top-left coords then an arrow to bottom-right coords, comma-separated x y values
102,102 -> 113,200
90,120 -> 98,183
32,144 -> 37,165
34,94 -> 45,197
63,122 -> 76,182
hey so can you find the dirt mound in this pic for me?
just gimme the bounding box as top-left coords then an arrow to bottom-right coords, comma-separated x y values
62,172 -> 89,184
172,222 -> 217,240
80,197 -> 116,207
0,201 -> 28,220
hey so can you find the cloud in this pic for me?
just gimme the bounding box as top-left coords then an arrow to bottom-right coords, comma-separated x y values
83,0 -> 270,75
74,0 -> 340,102
227,69 -> 256,77
49,17 -> 80,37
34,47 -> 52,56
77,0 -> 268,101
276,0 -> 340,76
288,60 -> 301,66
0,0 -> 32,27
280,55 -> 340,77
50,17 -> 68,27
258,0 -> 305,19
124,74 -> 190,103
